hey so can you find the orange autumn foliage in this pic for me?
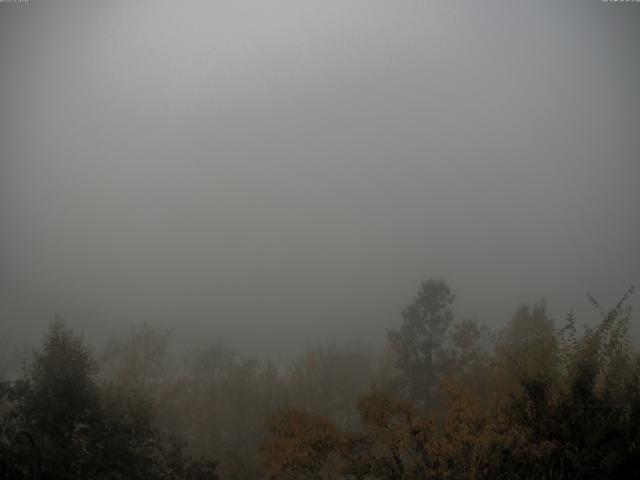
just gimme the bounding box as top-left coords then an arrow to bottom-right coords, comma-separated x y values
260,408 -> 340,479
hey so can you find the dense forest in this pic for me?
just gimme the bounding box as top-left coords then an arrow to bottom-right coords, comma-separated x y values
0,280 -> 638,479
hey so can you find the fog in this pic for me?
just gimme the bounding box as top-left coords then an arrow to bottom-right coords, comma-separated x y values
1,0 -> 639,359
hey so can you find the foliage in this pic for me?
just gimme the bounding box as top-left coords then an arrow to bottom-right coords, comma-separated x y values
260,408 -> 340,479
2,281 -> 638,480
284,345 -> 372,429
0,318 -> 218,480
101,323 -> 173,393
262,282 -> 639,480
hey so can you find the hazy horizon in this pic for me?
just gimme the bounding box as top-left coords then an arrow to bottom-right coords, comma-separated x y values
1,0 -> 639,360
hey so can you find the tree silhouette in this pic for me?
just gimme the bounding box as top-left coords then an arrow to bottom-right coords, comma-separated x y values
387,279 -> 455,406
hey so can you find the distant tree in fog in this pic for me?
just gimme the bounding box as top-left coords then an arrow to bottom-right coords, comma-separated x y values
387,279 -> 455,406
101,322 -> 173,391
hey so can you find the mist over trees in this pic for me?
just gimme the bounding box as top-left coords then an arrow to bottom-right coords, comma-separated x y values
1,1 -> 638,479
1,280 -> 637,479
259,283 -> 639,480
1,319 -> 217,480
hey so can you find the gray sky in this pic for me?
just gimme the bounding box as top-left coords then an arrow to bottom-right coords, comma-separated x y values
1,0 -> 639,358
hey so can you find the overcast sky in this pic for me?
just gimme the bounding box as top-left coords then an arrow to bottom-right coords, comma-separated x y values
1,0 -> 639,359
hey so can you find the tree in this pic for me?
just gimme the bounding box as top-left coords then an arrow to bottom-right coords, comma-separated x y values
101,323 -> 173,392
19,317 -> 100,478
387,279 -> 455,406
12,318 -> 219,480
260,408 -> 340,480
284,345 -> 372,429
491,288 -> 640,479
179,342 -> 276,479
494,301 -> 557,402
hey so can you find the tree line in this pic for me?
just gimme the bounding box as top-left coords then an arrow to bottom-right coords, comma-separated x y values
1,280 -> 638,479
